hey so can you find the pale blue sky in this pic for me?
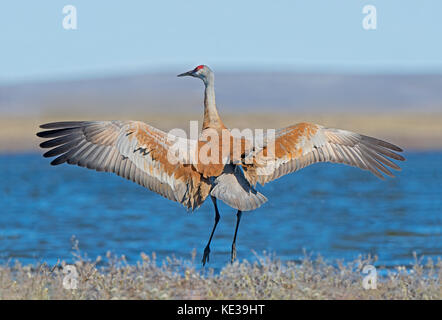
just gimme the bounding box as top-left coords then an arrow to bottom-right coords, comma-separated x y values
1,0 -> 441,84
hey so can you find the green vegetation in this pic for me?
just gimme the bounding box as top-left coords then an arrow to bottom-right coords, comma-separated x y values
0,245 -> 440,300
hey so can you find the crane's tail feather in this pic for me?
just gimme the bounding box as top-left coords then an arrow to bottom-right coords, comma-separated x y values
210,165 -> 268,211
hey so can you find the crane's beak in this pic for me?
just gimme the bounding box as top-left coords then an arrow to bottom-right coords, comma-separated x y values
177,70 -> 194,77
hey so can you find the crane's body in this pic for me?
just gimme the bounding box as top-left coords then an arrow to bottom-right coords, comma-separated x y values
37,65 -> 405,265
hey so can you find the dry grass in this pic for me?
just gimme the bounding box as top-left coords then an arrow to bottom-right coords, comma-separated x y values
0,245 -> 440,300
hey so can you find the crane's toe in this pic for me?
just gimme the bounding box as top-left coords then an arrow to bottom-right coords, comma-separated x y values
202,246 -> 211,266
231,243 -> 237,263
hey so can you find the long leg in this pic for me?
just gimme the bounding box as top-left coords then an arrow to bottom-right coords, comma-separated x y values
231,210 -> 243,263
202,196 -> 221,266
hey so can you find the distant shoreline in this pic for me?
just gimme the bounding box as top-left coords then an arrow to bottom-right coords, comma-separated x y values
1,112 -> 442,152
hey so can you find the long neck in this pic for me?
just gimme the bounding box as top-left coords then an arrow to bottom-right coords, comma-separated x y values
202,73 -> 224,130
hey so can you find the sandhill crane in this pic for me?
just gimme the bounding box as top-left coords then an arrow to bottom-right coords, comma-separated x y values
37,65 -> 405,265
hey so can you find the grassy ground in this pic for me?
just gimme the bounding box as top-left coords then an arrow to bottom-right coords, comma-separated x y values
0,247 -> 440,300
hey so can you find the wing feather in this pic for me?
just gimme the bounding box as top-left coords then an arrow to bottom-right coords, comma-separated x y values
37,121 -> 210,210
243,122 -> 405,185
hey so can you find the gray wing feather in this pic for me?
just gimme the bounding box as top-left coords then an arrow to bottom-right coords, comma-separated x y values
37,121 -> 182,204
256,126 -> 405,184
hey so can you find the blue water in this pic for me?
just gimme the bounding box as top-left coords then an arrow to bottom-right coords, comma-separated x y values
0,152 -> 441,270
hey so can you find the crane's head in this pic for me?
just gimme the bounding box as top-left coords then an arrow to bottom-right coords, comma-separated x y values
177,65 -> 213,84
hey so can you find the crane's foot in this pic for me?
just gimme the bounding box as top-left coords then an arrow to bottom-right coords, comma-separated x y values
202,246 -> 210,266
231,243 -> 237,263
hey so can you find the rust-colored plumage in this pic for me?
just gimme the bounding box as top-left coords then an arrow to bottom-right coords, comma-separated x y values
37,65 -> 405,265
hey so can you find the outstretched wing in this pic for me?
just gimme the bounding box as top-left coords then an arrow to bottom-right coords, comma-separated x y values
242,122 -> 405,185
37,121 -> 211,210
